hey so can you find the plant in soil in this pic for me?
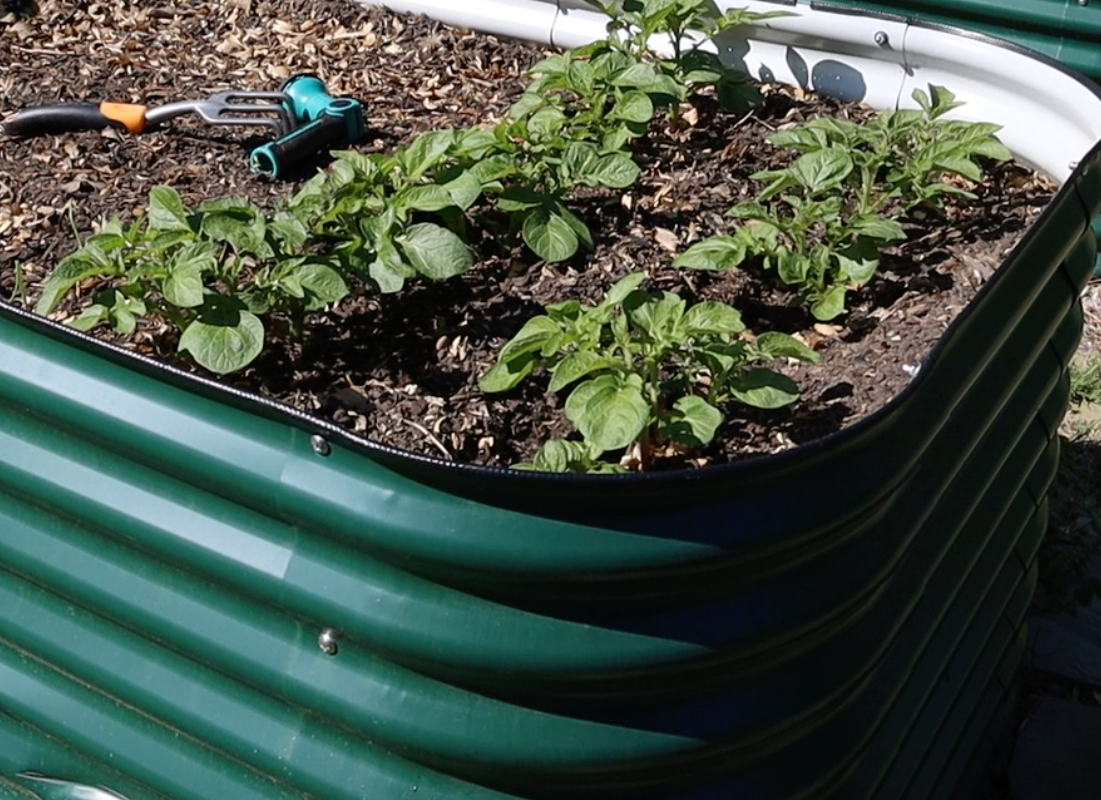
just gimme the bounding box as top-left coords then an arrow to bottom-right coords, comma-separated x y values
480,271 -> 818,470
35,186 -> 348,374
8,0 -> 1052,473
674,85 -> 1013,320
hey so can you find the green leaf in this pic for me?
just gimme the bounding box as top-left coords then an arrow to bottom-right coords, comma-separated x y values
752,331 -> 819,363
811,284 -> 848,321
499,315 -> 562,361
628,291 -> 685,342
602,272 -> 647,307
331,149 -> 382,180
568,59 -> 596,94
767,127 -> 829,152
163,252 -> 206,309
526,439 -> 575,472
849,214 -> 906,241
399,129 -> 455,179
609,90 -> 654,124
683,301 -> 745,335
528,106 -> 568,138
68,304 -> 110,332
556,204 -> 595,252
589,153 -> 641,189
790,148 -> 853,194
443,169 -> 484,210
496,186 -> 546,213
508,92 -> 547,121
932,155 -> 983,182
678,50 -> 725,86
201,204 -> 265,253
529,52 -> 570,76
479,351 -> 539,393
776,250 -> 809,286
716,76 -> 761,114
178,301 -> 265,375
470,154 -> 518,185
659,395 -> 722,447
835,251 -> 878,285
105,290 -> 146,336
565,375 -> 649,452
396,222 -> 475,280
146,230 -> 196,252
522,208 -> 579,262
611,61 -> 663,90
970,138 -> 1012,161
368,238 -> 411,294
34,249 -> 120,316
268,213 -> 310,250
147,186 -> 193,232
548,350 -> 618,392
562,142 -> 600,182
296,262 -> 349,309
395,184 -> 456,216
730,368 -> 801,409
673,236 -> 747,271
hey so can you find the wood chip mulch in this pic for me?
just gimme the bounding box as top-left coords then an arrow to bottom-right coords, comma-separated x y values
0,0 -> 1057,470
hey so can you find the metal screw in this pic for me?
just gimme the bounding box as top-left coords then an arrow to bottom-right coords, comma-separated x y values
1080,0 -> 1088,7
874,31 -> 889,47
318,628 -> 340,655
310,434 -> 331,457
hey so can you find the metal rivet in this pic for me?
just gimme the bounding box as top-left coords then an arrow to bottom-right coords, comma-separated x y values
1080,0 -> 1088,7
874,31 -> 889,47
310,434 -> 331,456
318,628 -> 340,655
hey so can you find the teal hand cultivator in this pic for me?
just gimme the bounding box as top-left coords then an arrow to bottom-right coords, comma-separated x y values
2,74 -> 365,178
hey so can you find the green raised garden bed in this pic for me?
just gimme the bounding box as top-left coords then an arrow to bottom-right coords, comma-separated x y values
2,2 -> 1101,799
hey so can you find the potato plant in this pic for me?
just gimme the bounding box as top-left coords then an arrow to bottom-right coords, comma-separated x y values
480,272 -> 818,471
36,187 -> 347,374
675,84 -> 1012,319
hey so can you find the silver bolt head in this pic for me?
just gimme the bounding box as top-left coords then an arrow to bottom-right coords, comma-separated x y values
874,31 -> 889,47
318,628 -> 340,655
310,434 -> 331,456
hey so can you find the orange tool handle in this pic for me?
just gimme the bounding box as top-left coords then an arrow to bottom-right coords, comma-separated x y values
2,101 -> 147,137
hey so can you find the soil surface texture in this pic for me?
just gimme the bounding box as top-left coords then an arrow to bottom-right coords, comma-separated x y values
0,0 -> 1056,470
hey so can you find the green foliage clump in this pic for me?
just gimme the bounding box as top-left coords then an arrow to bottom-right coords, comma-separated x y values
36,187 -> 346,374
675,85 -> 1012,320
480,272 -> 818,471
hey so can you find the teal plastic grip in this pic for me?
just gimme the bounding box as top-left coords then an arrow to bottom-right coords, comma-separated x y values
248,74 -> 365,178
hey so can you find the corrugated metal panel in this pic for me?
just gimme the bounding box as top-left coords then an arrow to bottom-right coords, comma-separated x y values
2,11 -> 1101,800
815,0 -> 1101,80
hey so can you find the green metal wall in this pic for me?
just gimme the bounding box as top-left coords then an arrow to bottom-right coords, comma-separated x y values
0,143 -> 1097,798
1,3 -> 1101,792
816,0 -> 1101,81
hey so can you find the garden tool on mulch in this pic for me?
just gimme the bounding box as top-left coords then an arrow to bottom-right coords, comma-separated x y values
2,74 -> 365,178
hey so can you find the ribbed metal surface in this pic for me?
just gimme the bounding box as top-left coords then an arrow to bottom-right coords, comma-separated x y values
816,0 -> 1101,81
2,26 -> 1101,800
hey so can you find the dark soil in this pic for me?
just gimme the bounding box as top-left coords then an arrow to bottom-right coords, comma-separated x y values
0,0 -> 1055,470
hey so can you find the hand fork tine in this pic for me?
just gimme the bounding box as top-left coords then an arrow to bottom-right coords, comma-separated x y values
144,90 -> 293,135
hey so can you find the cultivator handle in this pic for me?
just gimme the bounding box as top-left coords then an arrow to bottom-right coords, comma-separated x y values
3,101 -> 147,136
249,75 -> 366,178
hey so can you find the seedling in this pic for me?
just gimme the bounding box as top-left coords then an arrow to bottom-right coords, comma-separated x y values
36,187 -> 347,374
675,84 -> 1011,319
480,272 -> 818,471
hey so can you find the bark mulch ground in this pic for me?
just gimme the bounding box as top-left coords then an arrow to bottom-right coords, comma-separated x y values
0,0 -> 1055,470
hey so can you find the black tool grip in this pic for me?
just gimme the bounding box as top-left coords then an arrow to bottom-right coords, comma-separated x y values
2,102 -> 121,137
249,113 -> 349,178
